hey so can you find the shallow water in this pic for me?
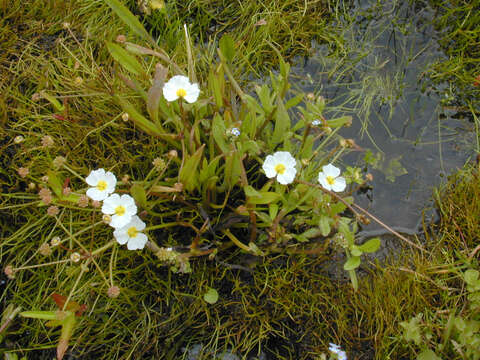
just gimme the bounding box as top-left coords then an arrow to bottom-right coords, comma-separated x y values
290,0 -> 475,234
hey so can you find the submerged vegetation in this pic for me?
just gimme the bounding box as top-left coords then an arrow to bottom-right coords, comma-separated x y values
1,0 -> 479,359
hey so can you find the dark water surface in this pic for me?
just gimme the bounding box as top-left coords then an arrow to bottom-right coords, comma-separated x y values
290,0 -> 475,234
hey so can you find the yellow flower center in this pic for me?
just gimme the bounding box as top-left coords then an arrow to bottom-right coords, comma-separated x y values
274,163 -> 286,175
115,205 -> 126,216
127,226 -> 138,238
326,176 -> 335,185
96,180 -> 107,191
176,88 -> 187,98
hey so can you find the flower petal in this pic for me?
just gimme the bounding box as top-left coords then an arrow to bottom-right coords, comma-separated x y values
331,176 -> 346,192
127,233 -> 148,250
105,172 -> 117,192
110,213 -> 133,228
101,194 -> 120,214
129,215 -> 146,231
113,230 -> 129,245
86,188 -> 107,201
274,151 -> 296,167
318,172 -> 332,191
184,83 -> 200,103
85,168 -> 105,186
277,167 -> 296,185
322,164 -> 340,178
262,155 -> 277,178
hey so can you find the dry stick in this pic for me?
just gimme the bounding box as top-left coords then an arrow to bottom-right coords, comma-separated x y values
296,180 -> 427,253
351,202 -> 427,253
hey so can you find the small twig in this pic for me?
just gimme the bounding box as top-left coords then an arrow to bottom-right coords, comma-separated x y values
296,179 -> 428,253
351,202 -> 427,253
216,259 -> 253,273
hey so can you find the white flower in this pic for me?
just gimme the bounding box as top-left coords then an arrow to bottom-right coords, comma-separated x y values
229,127 -> 241,137
262,151 -> 297,185
318,164 -> 346,192
101,194 -> 137,228
329,343 -> 347,360
312,119 -> 321,126
163,75 -> 200,103
85,168 -> 117,201
113,215 -> 148,250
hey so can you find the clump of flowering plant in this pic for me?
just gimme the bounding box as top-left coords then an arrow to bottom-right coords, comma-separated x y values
99,27 -> 381,291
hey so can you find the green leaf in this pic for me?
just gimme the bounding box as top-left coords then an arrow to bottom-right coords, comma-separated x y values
203,288 -> 219,304
284,93 -> 304,110
300,135 -> 314,159
417,349 -> 441,360
301,228 -> 321,239
40,91 -> 64,112
244,185 -> 261,198
105,0 -> 153,44
219,34 -> 235,63
20,311 -> 58,320
256,84 -> 273,113
130,184 -> 147,209
208,68 -> 224,108
57,312 -> 76,360
358,238 -> 381,253
318,216 -> 331,236
47,171 -> 63,198
464,269 -> 480,285
238,140 -> 261,156
269,203 -> 279,219
271,98 -> 290,145
248,242 -> 265,256
107,42 -> 144,75
350,246 -> 363,257
224,151 -> 242,188
212,113 -> 229,153
343,256 -> 361,271
115,96 -> 163,136
327,115 -> 352,128
400,315 -> 422,345
179,145 -> 205,192
247,192 -> 281,204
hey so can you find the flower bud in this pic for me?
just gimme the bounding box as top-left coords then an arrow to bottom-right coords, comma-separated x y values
152,157 -> 166,170
70,252 -> 81,263
17,167 -> 29,178
74,77 -> 83,86
116,35 -> 126,43
39,243 -> 52,256
51,236 -> 61,247
107,285 -> 120,298
47,206 -> 59,216
41,135 -> 54,147
121,113 -> 129,122
52,156 -> 66,169
78,194 -> 88,208
102,214 -> 112,224
14,135 -> 25,144
4,265 -> 14,279
168,149 -> 178,159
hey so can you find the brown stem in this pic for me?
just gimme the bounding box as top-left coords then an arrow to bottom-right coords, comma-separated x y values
296,180 -> 428,253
